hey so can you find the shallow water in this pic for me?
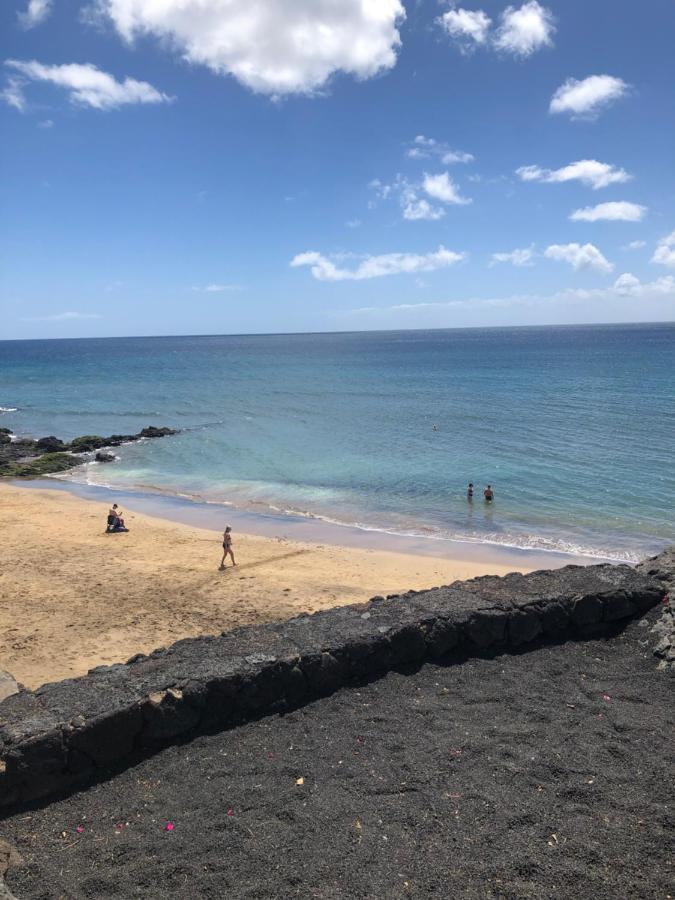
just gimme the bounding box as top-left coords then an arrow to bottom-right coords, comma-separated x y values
1,323 -> 673,561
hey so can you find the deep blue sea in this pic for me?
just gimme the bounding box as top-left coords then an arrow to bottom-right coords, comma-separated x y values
1,324 -> 673,562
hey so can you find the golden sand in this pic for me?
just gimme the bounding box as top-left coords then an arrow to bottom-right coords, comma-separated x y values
0,482 -> 529,689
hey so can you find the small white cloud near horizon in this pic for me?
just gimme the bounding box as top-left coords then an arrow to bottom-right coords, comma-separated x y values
406,135 -> 474,165
192,283 -> 242,293
5,60 -> 171,110
623,240 -> 646,251
21,310 -> 101,322
423,172 -> 472,206
344,272 -> 674,319
18,0 -> 52,29
346,219 -> 362,228
290,246 -> 465,281
490,247 -> 535,267
652,230 -> 675,268
493,1 -> 555,57
570,201 -> 646,223
545,242 -> 613,273
550,75 -> 629,119
96,0 -> 405,97
516,159 -> 630,190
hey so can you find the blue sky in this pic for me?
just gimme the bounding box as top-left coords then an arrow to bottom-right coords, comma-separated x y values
1,0 -> 674,339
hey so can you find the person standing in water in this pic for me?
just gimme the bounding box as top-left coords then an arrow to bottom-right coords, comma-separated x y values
220,526 -> 236,569
484,484 -> 494,502
467,482 -> 474,501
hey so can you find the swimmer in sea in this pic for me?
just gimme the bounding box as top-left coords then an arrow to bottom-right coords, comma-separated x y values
467,482 -> 474,501
484,484 -> 494,502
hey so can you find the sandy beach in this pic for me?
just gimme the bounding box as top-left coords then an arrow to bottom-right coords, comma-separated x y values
0,483 -> 530,690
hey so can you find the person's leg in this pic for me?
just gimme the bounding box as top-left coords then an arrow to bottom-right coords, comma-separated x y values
228,548 -> 236,566
220,550 -> 226,568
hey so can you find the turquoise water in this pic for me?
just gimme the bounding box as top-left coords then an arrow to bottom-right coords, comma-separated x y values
1,324 -> 673,561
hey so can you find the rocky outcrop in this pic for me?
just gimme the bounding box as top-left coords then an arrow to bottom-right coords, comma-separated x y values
0,558 -> 667,809
0,426 -> 178,478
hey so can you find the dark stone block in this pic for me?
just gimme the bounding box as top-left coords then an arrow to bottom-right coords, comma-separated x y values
538,601 -> 570,637
603,590 -> 636,622
570,594 -> 604,626
426,618 -> 459,658
387,624 -> 427,666
464,609 -> 507,649
69,705 -> 143,766
141,690 -> 201,743
508,609 -> 543,647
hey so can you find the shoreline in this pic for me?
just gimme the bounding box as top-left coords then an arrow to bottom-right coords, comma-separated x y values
0,481 -> 555,690
14,475 -> 617,568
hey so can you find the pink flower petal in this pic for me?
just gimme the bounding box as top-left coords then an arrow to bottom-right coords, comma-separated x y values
76,826 -> 84,833
164,822 -> 175,832
602,694 -> 611,702
226,808 -> 234,817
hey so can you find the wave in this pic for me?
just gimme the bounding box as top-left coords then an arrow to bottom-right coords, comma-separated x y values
51,463 -> 648,563
0,406 -> 18,413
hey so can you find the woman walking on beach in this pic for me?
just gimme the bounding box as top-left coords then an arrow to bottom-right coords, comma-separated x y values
220,526 -> 236,570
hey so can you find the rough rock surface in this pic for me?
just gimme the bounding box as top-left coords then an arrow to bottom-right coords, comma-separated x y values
0,559 -> 666,809
1,607 -> 672,900
0,426 -> 178,478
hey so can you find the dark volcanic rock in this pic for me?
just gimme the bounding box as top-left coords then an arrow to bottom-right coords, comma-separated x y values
35,436 -> 65,453
0,555 -> 667,809
138,426 -> 177,439
94,451 -> 115,463
1,425 -> 178,478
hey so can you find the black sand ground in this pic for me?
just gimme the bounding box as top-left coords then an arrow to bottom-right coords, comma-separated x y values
2,607 -> 673,900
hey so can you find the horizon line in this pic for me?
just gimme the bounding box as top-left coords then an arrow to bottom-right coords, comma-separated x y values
1,319 -> 673,343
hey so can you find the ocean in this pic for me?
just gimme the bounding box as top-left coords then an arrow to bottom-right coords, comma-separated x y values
1,323 -> 673,562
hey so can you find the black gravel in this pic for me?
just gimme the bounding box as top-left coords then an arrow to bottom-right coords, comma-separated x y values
2,608 -> 673,900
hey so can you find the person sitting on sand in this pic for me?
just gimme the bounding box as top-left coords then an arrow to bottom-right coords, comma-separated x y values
220,526 -> 236,569
106,504 -> 127,532
484,484 -> 494,502
467,482 -> 474,501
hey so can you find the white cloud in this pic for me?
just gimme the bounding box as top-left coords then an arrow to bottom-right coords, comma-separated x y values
439,2 -> 553,57
192,283 -> 242,293
5,60 -> 171,110
290,246 -> 465,281
570,201 -> 646,223
370,172 -> 470,221
623,240 -> 646,251
22,311 -> 101,321
18,0 -> 52,29
545,242 -> 613,273
549,75 -> 629,118
612,272 -> 674,297
438,7 -> 492,52
38,118 -> 54,128
403,198 -> 445,221
346,274 -> 674,316
652,230 -> 675,268
493,1 -> 555,57
1,77 -> 26,111
490,247 -> 535,267
346,219 -> 362,229
97,0 -> 405,96
406,135 -> 474,165
516,159 -> 630,190
423,171 -> 472,205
